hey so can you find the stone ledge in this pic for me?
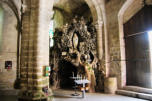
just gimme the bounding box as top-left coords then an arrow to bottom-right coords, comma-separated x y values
18,98 -> 47,101
116,89 -> 152,100
123,86 -> 152,94
18,89 -> 53,101
0,90 -> 19,95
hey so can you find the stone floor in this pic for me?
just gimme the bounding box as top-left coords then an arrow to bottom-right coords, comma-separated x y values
0,89 -> 149,101
53,89 -> 148,101
0,95 -> 17,101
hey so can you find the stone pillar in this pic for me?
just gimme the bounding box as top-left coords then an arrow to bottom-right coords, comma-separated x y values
104,77 -> 117,94
19,0 -> 53,100
95,20 -> 104,60
118,14 -> 127,88
100,0 -> 110,77
19,0 -> 31,93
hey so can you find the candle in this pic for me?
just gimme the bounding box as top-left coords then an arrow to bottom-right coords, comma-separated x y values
72,72 -> 74,77
76,74 -> 78,80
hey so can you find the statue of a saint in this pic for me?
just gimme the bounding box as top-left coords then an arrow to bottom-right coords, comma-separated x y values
73,33 -> 79,49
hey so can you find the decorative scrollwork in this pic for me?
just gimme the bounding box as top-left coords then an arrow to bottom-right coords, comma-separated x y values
53,16 -> 97,64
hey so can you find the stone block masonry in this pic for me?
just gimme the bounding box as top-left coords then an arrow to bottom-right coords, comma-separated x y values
19,0 -> 54,100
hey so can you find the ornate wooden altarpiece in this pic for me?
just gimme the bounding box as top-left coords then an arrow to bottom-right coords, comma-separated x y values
50,16 -> 104,92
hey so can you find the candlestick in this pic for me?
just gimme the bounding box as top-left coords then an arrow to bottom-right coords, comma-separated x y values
72,72 -> 74,77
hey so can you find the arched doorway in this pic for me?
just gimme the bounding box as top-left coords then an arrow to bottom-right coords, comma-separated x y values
118,0 -> 152,88
124,5 -> 152,88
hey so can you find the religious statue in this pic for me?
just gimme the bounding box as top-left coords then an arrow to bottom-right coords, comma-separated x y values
73,33 -> 79,49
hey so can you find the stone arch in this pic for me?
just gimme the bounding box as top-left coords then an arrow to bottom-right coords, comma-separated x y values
52,0 -> 104,60
0,0 -> 21,23
84,0 -> 102,23
118,0 -> 152,87
52,0 -> 102,26
82,0 -> 104,61
18,0 -> 104,100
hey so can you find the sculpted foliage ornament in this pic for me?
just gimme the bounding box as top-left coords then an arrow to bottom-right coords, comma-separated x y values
53,16 -> 97,64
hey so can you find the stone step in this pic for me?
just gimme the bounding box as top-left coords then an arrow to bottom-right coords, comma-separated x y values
123,86 -> 152,94
0,83 -> 18,95
0,84 -> 8,89
116,90 -> 152,100
0,90 -> 19,95
0,84 -> 12,90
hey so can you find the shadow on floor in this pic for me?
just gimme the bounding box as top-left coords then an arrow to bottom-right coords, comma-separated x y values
0,95 -> 17,101
53,92 -> 83,99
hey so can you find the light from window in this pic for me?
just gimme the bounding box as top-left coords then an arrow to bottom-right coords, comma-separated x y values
148,30 -> 152,87
148,30 -> 152,59
49,20 -> 54,47
148,30 -> 152,54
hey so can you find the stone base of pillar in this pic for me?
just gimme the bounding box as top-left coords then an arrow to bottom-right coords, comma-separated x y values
18,89 -> 53,101
18,98 -> 48,101
14,79 -> 21,89
104,77 -> 117,94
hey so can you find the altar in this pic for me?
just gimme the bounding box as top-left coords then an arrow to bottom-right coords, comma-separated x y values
74,79 -> 90,98
70,74 -> 90,98
50,16 -> 100,92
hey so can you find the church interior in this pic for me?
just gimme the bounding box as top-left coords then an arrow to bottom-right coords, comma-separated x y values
0,0 -> 152,101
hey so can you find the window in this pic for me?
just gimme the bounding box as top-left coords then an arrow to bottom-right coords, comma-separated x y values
148,30 -> 152,86
148,30 -> 152,62
49,20 -> 54,47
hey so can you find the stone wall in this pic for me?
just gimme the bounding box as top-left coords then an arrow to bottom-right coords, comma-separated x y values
54,10 -> 65,29
0,2 -> 18,90
105,0 -> 126,88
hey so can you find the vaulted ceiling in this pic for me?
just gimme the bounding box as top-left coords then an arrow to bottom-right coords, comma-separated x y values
53,0 -> 90,17
53,0 -> 92,28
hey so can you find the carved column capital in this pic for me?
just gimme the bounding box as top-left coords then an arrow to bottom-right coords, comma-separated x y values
21,4 -> 27,13
50,11 -> 54,19
21,0 -> 31,13
95,20 -> 103,29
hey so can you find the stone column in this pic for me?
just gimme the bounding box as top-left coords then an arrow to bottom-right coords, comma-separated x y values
100,0 -> 110,77
19,0 -> 31,92
19,0 -> 53,100
118,12 -> 127,88
118,0 -> 135,87
95,20 -> 104,60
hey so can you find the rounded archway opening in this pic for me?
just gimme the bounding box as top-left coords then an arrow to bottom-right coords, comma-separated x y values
49,0 -> 95,89
118,0 -> 152,88
124,5 -> 152,88
52,0 -> 93,29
